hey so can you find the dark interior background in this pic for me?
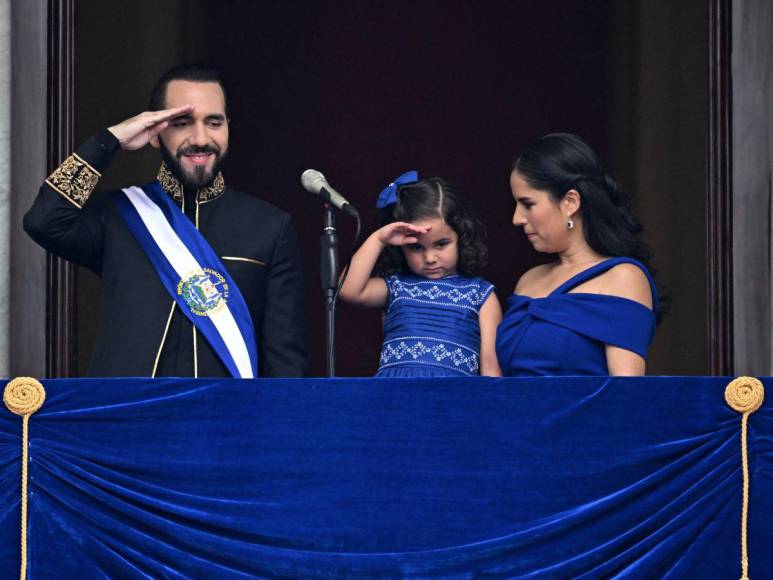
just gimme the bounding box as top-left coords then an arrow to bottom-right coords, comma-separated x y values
75,0 -> 707,376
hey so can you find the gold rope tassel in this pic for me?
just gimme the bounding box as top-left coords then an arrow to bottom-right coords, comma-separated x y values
3,377 -> 46,580
724,376 -> 765,580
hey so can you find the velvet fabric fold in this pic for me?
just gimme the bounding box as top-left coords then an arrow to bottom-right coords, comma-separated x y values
0,377 -> 770,578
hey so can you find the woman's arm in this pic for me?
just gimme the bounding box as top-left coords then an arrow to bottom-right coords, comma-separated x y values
339,222 -> 429,307
600,263 -> 653,376
605,345 -> 646,376
478,293 -> 503,377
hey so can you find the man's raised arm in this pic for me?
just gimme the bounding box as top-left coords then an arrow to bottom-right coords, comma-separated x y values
23,106 -> 192,271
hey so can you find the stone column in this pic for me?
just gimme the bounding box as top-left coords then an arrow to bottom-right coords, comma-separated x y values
9,0 -> 47,377
732,0 -> 773,375
0,0 -> 10,375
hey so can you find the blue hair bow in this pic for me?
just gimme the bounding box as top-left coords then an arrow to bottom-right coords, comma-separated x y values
376,170 -> 419,208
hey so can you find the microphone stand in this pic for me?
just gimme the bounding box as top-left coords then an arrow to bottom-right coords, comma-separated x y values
319,204 -> 338,377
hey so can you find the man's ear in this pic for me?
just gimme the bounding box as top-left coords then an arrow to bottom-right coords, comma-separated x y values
150,134 -> 160,149
562,189 -> 581,215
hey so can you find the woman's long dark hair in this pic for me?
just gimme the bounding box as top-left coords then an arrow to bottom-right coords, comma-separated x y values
513,133 -> 651,264
376,177 -> 488,276
514,133 -> 666,318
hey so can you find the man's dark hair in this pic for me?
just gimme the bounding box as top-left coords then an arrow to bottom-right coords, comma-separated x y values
149,63 -> 228,116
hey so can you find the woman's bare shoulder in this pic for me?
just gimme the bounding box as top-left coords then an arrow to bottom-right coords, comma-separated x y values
597,263 -> 653,309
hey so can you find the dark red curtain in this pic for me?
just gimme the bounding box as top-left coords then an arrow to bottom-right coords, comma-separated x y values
207,0 -> 612,376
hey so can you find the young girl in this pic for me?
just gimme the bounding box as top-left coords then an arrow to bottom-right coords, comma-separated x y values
340,173 -> 502,377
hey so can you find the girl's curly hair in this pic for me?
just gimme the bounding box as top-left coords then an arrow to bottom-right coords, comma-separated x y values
376,177 -> 488,276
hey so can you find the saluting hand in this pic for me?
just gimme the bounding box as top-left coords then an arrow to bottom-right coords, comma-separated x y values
107,105 -> 194,151
376,222 -> 431,246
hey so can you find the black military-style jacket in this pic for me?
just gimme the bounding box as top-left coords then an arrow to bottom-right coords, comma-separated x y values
24,129 -> 308,378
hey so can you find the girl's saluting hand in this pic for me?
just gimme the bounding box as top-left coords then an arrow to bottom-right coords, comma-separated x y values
376,222 -> 431,246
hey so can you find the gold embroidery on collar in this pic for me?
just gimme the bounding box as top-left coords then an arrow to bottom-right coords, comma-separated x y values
157,164 -> 182,202
45,153 -> 101,209
199,172 -> 225,203
156,163 -> 225,204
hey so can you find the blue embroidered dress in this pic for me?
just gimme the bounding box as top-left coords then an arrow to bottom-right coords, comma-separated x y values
376,273 -> 495,378
495,257 -> 658,376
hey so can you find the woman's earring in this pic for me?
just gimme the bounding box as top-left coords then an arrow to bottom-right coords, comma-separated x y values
567,215 -> 575,230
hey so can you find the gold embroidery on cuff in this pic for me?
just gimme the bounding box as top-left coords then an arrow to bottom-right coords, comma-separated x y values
221,256 -> 266,267
72,153 -> 100,176
45,153 -> 101,208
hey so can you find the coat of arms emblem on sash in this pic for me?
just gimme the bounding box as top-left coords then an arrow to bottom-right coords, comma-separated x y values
177,268 -> 230,316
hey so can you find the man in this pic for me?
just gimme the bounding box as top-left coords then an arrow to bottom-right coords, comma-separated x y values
24,64 -> 308,378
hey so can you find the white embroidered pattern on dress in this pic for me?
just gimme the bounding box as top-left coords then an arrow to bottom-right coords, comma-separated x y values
387,276 -> 491,310
379,338 -> 479,375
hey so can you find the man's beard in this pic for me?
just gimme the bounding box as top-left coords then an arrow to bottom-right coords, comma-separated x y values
160,140 -> 227,190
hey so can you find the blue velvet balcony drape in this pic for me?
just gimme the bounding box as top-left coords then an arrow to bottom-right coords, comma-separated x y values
0,377 -> 771,578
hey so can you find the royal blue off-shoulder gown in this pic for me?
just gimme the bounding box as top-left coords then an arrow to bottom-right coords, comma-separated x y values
496,257 -> 658,376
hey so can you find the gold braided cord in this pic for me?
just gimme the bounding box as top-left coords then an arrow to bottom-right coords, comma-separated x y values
724,376 -> 765,580
725,376 -> 764,414
3,377 -> 46,580
4,377 -> 46,416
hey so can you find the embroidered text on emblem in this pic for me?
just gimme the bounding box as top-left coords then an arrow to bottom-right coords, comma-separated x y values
177,269 -> 230,316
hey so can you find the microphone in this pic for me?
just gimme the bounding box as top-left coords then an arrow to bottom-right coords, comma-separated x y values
301,169 -> 359,218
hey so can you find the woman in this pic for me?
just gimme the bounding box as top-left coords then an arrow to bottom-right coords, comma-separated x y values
496,133 -> 659,376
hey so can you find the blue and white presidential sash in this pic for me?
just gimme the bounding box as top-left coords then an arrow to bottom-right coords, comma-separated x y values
114,182 -> 258,378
